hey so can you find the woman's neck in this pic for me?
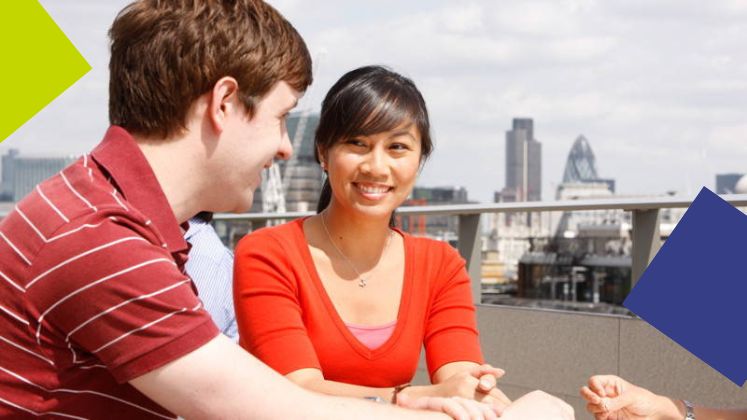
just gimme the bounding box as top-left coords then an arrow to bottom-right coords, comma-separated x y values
320,202 -> 394,265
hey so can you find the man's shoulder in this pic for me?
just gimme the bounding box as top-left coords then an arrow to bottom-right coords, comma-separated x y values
5,157 -> 146,230
0,164 -> 161,274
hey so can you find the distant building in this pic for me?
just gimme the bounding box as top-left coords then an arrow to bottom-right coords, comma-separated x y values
716,173 -> 744,194
400,186 -> 469,239
499,118 -> 542,202
553,135 -> 617,237
1,149 -> 76,202
281,113 -> 323,212
251,112 -> 323,213
514,135 -> 631,308
560,135 -> 615,192
0,149 -> 19,201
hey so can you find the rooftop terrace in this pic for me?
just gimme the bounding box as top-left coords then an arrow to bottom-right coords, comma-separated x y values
216,194 -> 747,418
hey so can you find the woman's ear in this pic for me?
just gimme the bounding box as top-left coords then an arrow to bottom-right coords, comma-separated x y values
316,146 -> 328,171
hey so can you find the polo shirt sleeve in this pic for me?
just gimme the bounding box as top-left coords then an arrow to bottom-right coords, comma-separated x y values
233,229 -> 321,375
424,241 -> 484,378
26,212 -> 219,383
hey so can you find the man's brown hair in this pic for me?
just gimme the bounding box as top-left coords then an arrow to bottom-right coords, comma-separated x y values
108,0 -> 312,138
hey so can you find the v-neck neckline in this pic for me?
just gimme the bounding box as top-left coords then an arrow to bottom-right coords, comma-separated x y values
294,217 -> 413,359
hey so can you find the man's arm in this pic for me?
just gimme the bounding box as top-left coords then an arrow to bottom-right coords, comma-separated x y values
581,374 -> 747,420
130,335 -> 455,420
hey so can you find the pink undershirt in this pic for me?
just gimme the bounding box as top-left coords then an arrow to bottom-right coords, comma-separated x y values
345,320 -> 397,350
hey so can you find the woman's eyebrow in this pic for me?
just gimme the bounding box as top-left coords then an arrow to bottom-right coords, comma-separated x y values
388,130 -> 417,141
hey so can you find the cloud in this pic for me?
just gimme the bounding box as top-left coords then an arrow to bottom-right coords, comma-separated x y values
5,0 -> 744,203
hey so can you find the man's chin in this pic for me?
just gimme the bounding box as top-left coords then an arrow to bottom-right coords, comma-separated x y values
220,193 -> 255,214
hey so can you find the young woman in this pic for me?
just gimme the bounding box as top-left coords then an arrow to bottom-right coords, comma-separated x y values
234,65 -> 509,411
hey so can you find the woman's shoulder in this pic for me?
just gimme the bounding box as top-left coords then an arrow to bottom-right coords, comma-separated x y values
402,231 -> 461,259
235,217 -> 306,253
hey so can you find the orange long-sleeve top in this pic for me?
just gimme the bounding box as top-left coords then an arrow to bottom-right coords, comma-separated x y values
233,218 -> 483,387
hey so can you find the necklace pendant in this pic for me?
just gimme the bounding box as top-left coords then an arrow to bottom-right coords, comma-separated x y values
358,278 -> 367,288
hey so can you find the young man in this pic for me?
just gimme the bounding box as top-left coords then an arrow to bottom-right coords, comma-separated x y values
0,1 -> 572,418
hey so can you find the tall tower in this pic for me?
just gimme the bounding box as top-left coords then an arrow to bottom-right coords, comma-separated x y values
501,118 -> 541,202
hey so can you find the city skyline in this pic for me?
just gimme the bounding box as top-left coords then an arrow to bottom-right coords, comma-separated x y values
2,0 -> 745,203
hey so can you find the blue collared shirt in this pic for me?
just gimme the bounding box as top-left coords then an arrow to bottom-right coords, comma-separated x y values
185,217 -> 238,341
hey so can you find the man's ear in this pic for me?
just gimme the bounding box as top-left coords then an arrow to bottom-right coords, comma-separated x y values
208,76 -> 240,134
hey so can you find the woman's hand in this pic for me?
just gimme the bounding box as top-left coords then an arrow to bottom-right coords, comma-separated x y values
438,364 -> 511,414
401,364 -> 511,416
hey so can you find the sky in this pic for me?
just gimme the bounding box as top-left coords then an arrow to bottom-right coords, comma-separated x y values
4,0 -> 746,203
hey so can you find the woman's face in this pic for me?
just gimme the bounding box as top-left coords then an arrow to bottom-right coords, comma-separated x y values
323,121 -> 422,220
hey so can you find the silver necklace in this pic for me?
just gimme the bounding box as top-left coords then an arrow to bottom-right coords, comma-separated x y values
320,211 -> 392,288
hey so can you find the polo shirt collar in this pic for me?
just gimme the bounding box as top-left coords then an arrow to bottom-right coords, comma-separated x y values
91,126 -> 188,255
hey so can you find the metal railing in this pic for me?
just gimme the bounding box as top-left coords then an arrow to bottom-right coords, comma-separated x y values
215,193 -> 747,306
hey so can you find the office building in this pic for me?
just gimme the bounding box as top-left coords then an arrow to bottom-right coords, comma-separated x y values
499,118 -> 542,202
400,186 -> 469,240
1,149 -> 76,202
251,112 -> 323,213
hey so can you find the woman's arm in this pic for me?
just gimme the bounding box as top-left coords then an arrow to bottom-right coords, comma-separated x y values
419,243 -> 511,411
286,365 -> 508,418
285,364 -> 509,402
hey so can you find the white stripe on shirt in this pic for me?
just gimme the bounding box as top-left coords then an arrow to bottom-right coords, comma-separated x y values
0,269 -> 25,293
66,279 -> 191,341
0,304 -> 28,326
0,231 -> 31,266
35,258 -> 176,344
26,237 -> 148,289
37,184 -> 70,223
60,171 -> 98,212
93,308 -> 187,354
0,335 -> 55,366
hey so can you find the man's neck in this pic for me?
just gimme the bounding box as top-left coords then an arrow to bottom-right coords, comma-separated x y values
134,134 -> 206,224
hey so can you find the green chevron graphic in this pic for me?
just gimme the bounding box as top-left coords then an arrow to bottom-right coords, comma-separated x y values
0,1 -> 91,142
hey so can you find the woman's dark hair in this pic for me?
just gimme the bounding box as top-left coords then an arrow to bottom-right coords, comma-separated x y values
314,65 -> 433,218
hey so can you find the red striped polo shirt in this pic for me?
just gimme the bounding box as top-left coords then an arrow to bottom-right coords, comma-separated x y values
0,126 -> 219,419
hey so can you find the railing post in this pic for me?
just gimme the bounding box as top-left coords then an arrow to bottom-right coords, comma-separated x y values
458,214 -> 482,304
631,209 -> 661,286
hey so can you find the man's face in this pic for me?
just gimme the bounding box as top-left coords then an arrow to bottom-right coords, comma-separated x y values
216,81 -> 301,212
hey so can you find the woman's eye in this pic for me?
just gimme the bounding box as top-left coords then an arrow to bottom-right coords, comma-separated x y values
346,139 -> 366,147
390,143 -> 408,151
